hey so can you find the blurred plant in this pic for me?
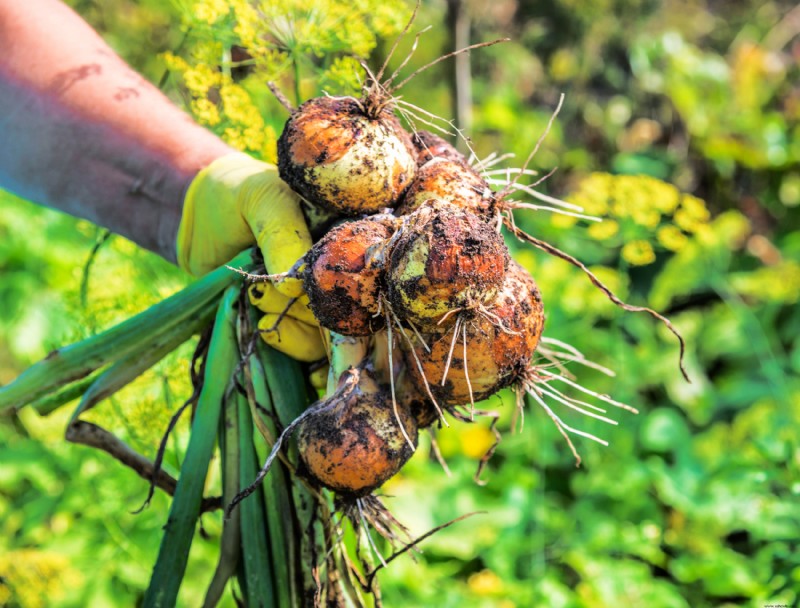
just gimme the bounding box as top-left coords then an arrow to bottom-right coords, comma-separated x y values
631,31 -> 800,175
160,0 -> 410,158
556,172 -> 712,266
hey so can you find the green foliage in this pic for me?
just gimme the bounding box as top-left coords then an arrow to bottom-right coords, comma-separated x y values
2,0 -> 799,607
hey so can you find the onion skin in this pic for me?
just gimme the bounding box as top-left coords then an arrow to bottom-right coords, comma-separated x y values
403,261 -> 545,407
304,218 -> 394,336
387,201 -> 508,329
411,130 -> 467,165
396,157 -> 496,218
297,371 -> 418,497
278,96 -> 417,215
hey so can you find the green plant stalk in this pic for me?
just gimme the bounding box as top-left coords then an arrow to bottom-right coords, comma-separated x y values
142,285 -> 240,608
291,475 -> 323,604
0,249 -> 254,412
202,388 -> 242,608
255,339 -> 311,425
237,391 -> 278,608
327,332 -> 369,394
246,353 -> 297,608
67,299 -> 218,425
255,340 -> 324,601
27,371 -> 101,417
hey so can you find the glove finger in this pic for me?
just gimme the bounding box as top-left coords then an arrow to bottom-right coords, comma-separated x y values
309,364 -> 330,392
248,283 -> 317,326
257,314 -> 326,362
243,177 -> 313,300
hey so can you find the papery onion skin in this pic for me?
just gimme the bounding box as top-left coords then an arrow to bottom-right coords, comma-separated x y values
304,217 -> 395,336
278,96 -> 417,215
387,201 -> 508,329
297,371 -> 418,497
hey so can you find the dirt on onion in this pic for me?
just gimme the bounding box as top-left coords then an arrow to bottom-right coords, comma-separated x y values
386,200 -> 508,329
304,216 -> 396,336
297,368 -> 418,497
403,260 -> 545,408
278,96 -> 417,216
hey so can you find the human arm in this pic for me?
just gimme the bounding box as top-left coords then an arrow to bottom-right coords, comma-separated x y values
0,0 -> 235,260
0,0 -> 321,360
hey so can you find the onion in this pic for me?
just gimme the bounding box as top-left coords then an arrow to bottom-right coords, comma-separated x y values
304,217 -> 395,336
395,157 -> 495,218
297,368 -> 418,497
403,260 -> 545,407
387,201 -> 508,329
411,130 -> 467,165
278,96 -> 417,215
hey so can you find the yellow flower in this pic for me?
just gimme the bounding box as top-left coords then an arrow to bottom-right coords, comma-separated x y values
674,208 -> 703,233
651,181 -> 681,213
621,239 -> 656,265
161,51 -> 190,73
551,212 -> 579,229
191,98 -> 221,126
679,194 -> 711,222
587,219 -> 620,241
192,0 -> 231,25
657,225 -> 689,251
183,64 -> 221,95
467,569 -> 505,596
459,424 -> 497,460
630,204 -> 661,229
261,125 -> 279,163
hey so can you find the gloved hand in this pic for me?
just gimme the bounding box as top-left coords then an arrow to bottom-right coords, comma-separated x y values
176,153 -> 310,298
178,153 -> 325,361
248,283 -> 326,362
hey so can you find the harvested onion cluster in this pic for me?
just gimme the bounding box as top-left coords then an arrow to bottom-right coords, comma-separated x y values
264,90 -> 550,500
248,62 -> 685,511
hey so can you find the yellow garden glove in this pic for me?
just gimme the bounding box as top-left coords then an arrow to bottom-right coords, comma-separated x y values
176,153 -> 310,298
178,153 -> 325,361
248,283 -> 326,363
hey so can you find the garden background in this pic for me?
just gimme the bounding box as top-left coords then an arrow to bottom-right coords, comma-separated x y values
1,0 -> 798,606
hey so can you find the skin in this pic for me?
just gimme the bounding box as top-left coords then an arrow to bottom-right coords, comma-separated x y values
0,0 -> 233,260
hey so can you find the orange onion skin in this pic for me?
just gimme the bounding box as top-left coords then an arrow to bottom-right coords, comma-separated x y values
304,218 -> 394,336
411,130 -> 467,165
403,261 -> 545,407
297,371 -> 418,497
278,96 -> 417,215
395,158 -> 496,218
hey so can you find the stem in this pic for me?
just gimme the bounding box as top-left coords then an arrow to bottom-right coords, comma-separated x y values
0,249 -> 254,412
143,286 -> 241,607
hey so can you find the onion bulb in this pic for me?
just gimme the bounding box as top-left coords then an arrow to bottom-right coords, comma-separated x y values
297,369 -> 418,497
278,96 -> 417,215
304,217 -> 395,336
387,201 -> 508,329
396,157 -> 495,218
403,261 -> 545,406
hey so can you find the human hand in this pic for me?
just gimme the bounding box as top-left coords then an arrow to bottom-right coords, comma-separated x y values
177,153 -> 325,361
176,153 -> 311,298
248,283 -> 327,363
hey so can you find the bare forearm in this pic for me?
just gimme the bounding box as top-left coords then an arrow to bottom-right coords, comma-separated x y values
0,0 -> 232,260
